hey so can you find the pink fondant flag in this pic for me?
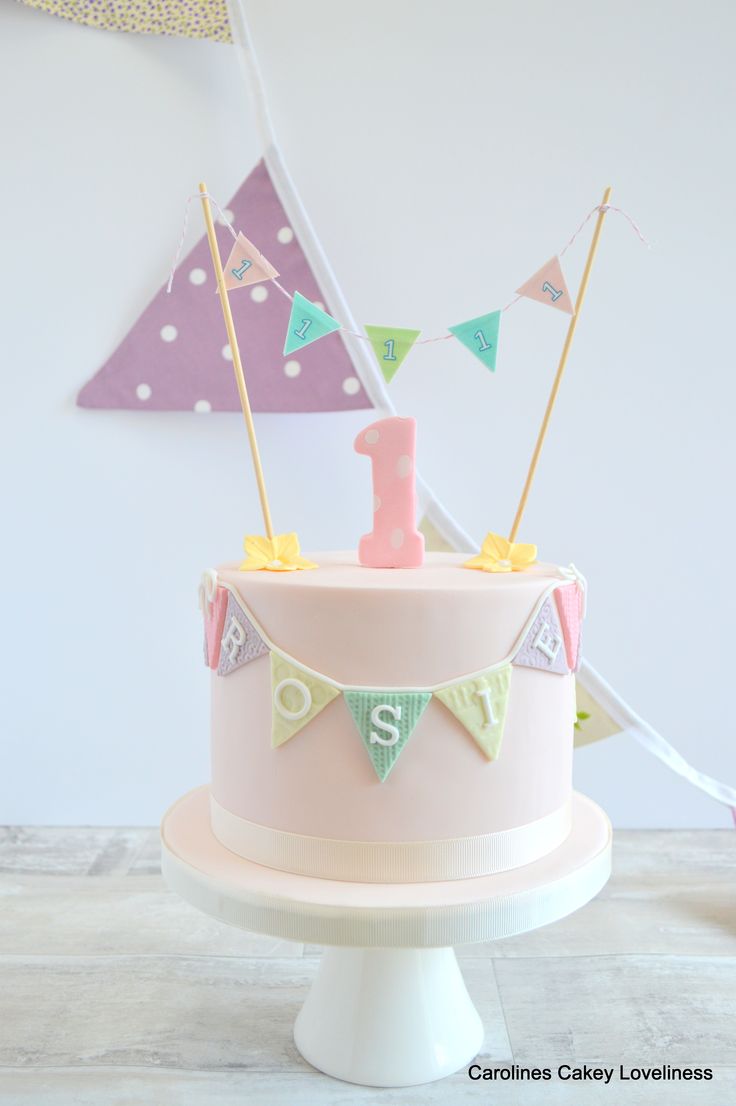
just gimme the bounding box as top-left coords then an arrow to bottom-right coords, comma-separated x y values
77,160 -> 370,413
204,587 -> 229,671
223,232 -> 279,292
516,256 -> 574,316
554,583 -> 583,672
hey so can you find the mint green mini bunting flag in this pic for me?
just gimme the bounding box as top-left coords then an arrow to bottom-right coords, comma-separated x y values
434,665 -> 512,760
364,325 -> 421,383
448,310 -> 501,372
344,690 -> 432,781
283,292 -> 341,356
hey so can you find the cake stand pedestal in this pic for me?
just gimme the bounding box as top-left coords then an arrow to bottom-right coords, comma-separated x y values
161,787 -> 611,1088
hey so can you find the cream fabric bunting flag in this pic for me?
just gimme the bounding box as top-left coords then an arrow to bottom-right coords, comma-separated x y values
434,665 -> 513,760
573,680 -> 624,748
270,654 -> 340,748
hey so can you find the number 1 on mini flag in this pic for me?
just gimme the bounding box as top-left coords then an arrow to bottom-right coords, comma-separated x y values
449,310 -> 501,371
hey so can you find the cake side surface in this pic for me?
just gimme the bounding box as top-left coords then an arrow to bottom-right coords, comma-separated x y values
207,552 -> 582,880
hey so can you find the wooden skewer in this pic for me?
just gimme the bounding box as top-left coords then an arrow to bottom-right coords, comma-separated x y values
199,182 -> 274,540
508,186 -> 613,543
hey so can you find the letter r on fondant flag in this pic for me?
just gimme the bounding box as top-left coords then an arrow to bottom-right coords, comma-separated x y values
516,256 -> 574,315
217,592 -> 269,676
271,654 -> 340,748
434,665 -> 512,760
344,690 -> 432,781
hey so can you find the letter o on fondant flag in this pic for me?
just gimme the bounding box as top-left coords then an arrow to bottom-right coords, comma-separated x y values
271,654 -> 340,748
434,665 -> 512,760
344,691 -> 432,781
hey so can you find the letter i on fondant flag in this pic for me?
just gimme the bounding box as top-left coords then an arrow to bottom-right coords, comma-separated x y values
449,310 -> 501,372
434,665 -> 512,760
283,292 -> 341,355
271,654 -> 340,748
516,256 -> 574,315
364,326 -> 421,383
223,232 -> 279,292
344,691 -> 432,781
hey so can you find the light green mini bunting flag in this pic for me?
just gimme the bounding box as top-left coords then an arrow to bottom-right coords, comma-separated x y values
449,310 -> 501,372
283,292 -> 341,356
364,325 -> 421,383
434,665 -> 512,760
344,690 -> 432,781
271,653 -> 340,748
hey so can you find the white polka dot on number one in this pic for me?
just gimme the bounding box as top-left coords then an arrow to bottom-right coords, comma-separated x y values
160,325 -> 177,342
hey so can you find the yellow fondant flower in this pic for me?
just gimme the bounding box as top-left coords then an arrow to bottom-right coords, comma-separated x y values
239,532 -> 318,573
464,532 -> 537,574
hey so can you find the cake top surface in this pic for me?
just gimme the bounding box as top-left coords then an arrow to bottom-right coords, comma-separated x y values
218,551 -> 568,595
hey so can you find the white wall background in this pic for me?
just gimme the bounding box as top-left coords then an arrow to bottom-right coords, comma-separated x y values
1,0 -> 733,826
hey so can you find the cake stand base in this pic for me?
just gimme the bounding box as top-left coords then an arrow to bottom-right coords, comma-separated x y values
293,946 -> 483,1086
161,786 -> 611,1087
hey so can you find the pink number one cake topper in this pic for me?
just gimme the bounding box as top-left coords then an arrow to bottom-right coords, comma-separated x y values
354,417 -> 425,568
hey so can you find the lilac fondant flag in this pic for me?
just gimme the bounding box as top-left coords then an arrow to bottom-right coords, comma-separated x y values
513,596 -> 569,675
217,593 -> 269,676
77,160 -> 370,413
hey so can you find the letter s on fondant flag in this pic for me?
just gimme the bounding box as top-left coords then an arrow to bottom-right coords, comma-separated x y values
271,654 -> 340,748
344,691 -> 432,781
434,665 -> 512,760
77,161 -> 370,413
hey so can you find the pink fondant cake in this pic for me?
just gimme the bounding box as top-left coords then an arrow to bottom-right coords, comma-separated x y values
202,552 -> 585,883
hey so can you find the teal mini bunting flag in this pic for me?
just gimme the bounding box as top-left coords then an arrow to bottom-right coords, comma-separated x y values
284,292 -> 341,355
449,310 -> 501,372
344,690 -> 432,781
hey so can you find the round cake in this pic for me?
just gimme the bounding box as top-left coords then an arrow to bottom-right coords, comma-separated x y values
200,552 -> 584,882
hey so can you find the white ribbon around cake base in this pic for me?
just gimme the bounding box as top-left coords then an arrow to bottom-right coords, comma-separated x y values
210,795 -> 572,883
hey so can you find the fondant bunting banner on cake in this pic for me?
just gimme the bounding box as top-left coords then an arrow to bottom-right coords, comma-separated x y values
434,665 -> 512,760
344,691 -> 432,781
270,654 -> 340,748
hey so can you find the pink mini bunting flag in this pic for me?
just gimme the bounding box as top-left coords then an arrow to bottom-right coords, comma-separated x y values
223,232 -> 279,292
516,256 -> 574,315
77,160 -> 369,413
554,583 -> 583,671
204,587 -> 229,671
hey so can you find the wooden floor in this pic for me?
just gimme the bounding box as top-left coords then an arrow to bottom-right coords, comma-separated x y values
0,827 -> 734,1105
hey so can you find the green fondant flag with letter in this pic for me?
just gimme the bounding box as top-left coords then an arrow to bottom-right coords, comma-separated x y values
344,690 -> 432,780
283,292 -> 341,355
364,325 -> 421,383
434,665 -> 512,760
449,310 -> 501,372
271,654 -> 340,748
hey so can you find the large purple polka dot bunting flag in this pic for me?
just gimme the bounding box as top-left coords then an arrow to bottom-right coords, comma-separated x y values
77,160 -> 370,414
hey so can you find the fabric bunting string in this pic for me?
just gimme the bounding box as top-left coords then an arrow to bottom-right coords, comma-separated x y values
168,197 -> 650,385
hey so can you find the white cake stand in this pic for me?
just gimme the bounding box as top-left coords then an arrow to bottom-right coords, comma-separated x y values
161,787 -> 611,1088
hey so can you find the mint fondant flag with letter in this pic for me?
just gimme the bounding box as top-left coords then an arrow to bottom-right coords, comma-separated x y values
434,665 -> 512,760
271,654 -> 340,748
217,592 -> 269,676
223,232 -> 279,292
283,292 -> 341,355
364,326 -> 421,383
449,310 -> 501,372
344,690 -> 432,781
516,256 -> 574,315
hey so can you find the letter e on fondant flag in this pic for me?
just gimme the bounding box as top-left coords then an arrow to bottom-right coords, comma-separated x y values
344,690 -> 431,781
434,665 -> 512,760
271,654 -> 340,748
516,256 -> 574,315
513,595 -> 569,674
